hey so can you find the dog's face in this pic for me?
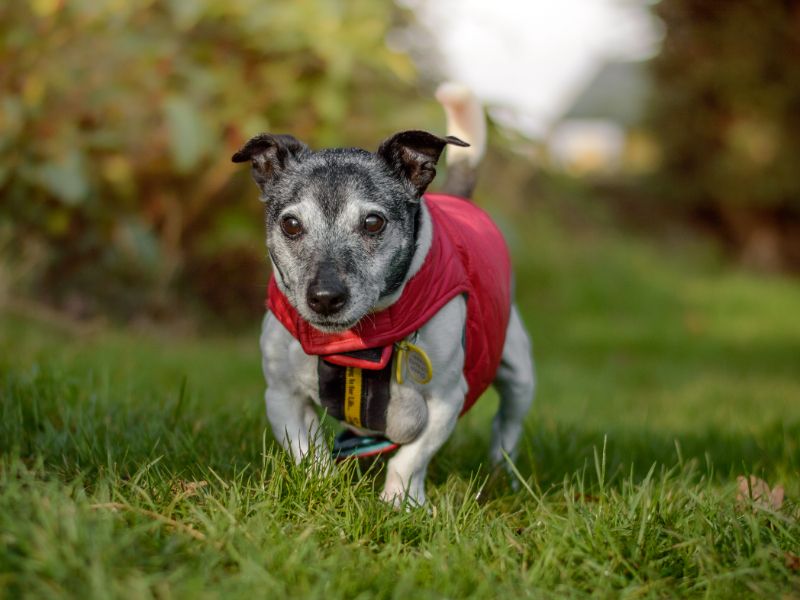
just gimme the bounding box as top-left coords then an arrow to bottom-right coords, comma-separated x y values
233,131 -> 467,332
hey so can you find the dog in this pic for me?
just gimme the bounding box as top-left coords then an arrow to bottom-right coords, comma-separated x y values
232,83 -> 535,507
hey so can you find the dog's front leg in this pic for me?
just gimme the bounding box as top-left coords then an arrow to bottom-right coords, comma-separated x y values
261,312 -> 329,469
381,386 -> 465,507
381,297 -> 468,507
265,387 -> 328,467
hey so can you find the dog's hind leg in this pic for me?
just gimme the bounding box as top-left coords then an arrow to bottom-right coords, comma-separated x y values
489,305 -> 535,465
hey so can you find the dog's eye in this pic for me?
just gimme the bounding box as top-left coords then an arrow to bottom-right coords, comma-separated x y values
280,216 -> 303,238
363,214 -> 386,234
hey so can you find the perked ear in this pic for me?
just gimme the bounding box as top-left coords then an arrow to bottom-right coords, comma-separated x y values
231,133 -> 308,196
377,130 -> 469,196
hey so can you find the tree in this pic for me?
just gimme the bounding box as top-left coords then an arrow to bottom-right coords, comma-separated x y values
648,0 -> 800,268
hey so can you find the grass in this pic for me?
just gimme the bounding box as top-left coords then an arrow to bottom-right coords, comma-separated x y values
2,206 -> 800,598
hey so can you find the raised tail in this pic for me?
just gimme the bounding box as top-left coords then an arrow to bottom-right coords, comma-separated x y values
435,82 -> 487,199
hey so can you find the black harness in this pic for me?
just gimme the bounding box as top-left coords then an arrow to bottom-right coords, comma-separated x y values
317,347 -> 394,432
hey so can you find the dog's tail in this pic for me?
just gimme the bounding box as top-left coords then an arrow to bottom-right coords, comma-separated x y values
435,82 -> 486,199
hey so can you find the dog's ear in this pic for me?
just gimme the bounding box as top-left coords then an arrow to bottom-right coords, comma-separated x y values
232,133 -> 308,197
377,130 -> 469,197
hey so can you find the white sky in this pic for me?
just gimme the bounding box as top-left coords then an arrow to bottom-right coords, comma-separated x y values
404,0 -> 661,137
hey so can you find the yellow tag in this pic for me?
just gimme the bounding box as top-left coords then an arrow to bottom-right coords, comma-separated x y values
343,367 -> 362,427
395,341 -> 433,385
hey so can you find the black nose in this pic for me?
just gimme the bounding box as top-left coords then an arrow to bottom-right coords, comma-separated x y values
306,274 -> 349,316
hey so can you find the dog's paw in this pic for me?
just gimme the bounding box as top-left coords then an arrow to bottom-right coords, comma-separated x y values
379,488 -> 407,510
381,468 -> 427,509
385,387 -> 427,444
380,487 -> 426,511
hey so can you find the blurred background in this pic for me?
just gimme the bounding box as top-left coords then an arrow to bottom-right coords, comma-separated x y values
1,0 -> 799,330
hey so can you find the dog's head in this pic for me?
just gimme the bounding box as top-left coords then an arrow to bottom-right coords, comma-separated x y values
232,131 -> 467,332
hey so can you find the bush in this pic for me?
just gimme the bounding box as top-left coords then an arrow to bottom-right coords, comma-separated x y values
0,0 -> 430,323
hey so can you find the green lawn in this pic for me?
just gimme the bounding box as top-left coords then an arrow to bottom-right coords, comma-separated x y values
2,210 -> 799,598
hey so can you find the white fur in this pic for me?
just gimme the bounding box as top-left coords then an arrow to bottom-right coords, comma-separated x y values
435,82 -> 487,168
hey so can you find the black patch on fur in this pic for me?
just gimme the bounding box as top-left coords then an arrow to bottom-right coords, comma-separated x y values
379,203 -> 421,298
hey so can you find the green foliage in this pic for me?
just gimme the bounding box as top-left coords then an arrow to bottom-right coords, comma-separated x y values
0,0 -> 432,321
648,0 -> 800,212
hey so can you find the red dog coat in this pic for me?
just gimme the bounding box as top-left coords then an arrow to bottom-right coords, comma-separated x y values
267,193 -> 512,414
